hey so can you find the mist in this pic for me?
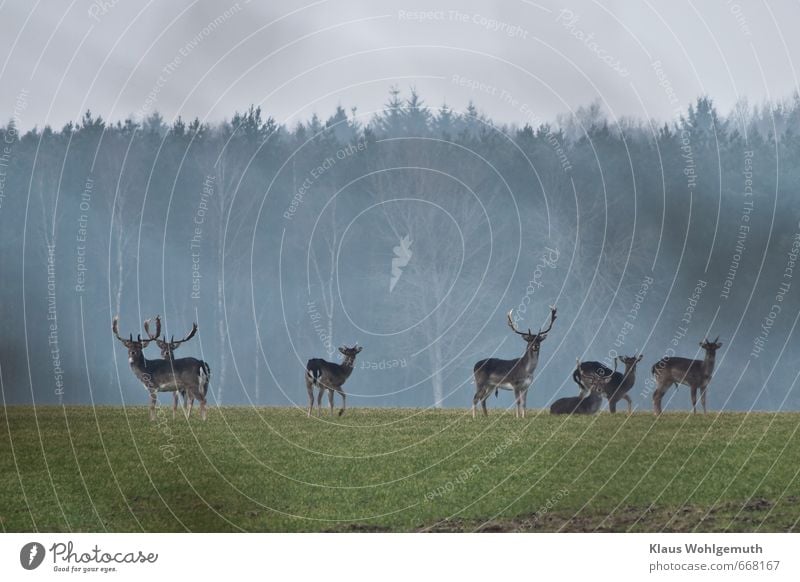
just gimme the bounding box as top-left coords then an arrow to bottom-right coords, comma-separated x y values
1,89 -> 798,413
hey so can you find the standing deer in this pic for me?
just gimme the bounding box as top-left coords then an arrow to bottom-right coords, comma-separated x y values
143,315 -> 200,418
574,354 -> 643,413
572,359 -> 613,395
603,354 -> 643,413
651,337 -> 722,415
472,306 -> 557,418
113,316 -> 210,420
305,344 -> 362,417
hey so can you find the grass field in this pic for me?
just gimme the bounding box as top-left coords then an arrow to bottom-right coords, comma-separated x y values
1,406 -> 799,532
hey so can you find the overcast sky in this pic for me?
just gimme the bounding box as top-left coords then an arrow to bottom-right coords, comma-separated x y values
1,0 -> 798,130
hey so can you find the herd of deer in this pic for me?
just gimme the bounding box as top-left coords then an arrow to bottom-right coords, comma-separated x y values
113,305 -> 723,421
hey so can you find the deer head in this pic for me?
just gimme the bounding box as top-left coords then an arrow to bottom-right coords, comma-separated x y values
112,316 -> 153,364
618,353 -> 643,369
507,306 -> 557,352
338,344 -> 363,367
699,336 -> 723,353
144,315 -> 198,359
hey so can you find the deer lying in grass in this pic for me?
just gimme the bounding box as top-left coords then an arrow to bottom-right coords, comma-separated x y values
305,344 -> 362,417
113,316 -> 210,420
551,358 -> 607,415
651,337 -> 722,415
550,387 -> 604,415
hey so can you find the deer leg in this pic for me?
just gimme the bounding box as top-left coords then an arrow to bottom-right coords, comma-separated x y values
690,386 -> 698,414
513,388 -> 521,418
701,387 -> 708,414
653,383 -> 667,415
338,390 -> 346,417
328,389 -> 335,416
306,374 -> 314,417
472,385 -> 486,419
172,391 -> 178,419
608,397 -> 617,414
200,394 -> 207,421
481,388 -> 490,417
623,394 -> 632,414
521,389 -> 528,419
316,386 -> 326,416
149,391 -> 157,421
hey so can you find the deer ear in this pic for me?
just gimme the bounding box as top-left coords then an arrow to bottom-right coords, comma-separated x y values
338,347 -> 346,354
356,346 -> 363,353
637,354 -> 643,362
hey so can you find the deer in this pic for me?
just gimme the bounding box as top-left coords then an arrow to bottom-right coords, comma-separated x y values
113,316 -> 210,421
305,344 -> 362,417
572,359 -> 613,395
472,306 -> 557,418
573,354 -> 643,413
143,315 -> 200,418
651,337 -> 722,415
551,358 -> 609,415
603,354 -> 643,413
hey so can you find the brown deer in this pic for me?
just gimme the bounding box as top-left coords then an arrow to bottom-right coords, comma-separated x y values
143,315 -> 201,418
305,344 -> 362,417
113,316 -> 210,420
651,337 -> 722,415
603,354 -> 643,413
472,306 -> 557,418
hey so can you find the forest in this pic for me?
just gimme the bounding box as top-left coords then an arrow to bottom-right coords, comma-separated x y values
1,88 -> 798,411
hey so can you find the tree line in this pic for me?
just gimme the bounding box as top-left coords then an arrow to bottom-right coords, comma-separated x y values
1,88 -> 798,411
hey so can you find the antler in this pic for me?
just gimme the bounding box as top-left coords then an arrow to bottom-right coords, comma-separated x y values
170,322 -> 198,348
538,305 -> 557,336
113,316 -> 151,346
112,316 -> 128,343
143,315 -> 162,342
507,310 -> 531,336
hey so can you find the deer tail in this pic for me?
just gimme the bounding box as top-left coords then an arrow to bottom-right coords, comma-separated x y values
572,359 -> 587,393
199,362 -> 211,398
306,361 -> 322,386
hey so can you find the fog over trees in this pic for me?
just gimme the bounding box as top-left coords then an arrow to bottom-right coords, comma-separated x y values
1,89 -> 798,412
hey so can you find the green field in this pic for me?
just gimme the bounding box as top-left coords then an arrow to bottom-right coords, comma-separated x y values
1,406 -> 799,532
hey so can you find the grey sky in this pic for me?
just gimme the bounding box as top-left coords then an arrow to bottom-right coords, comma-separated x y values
1,0 -> 798,131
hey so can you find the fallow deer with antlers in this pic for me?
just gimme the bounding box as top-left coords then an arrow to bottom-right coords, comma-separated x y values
651,337 -> 722,415
143,315 -> 203,418
113,316 -> 210,420
305,344 -> 363,417
472,306 -> 557,418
